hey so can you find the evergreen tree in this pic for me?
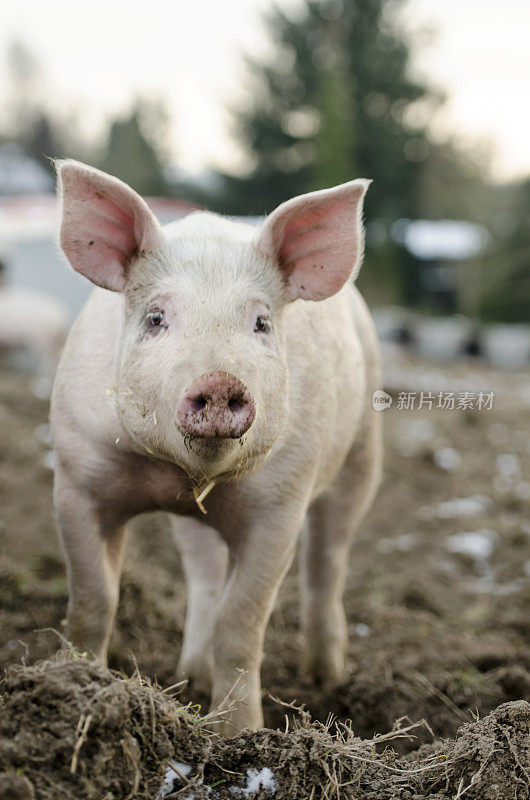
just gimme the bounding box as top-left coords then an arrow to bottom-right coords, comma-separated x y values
479,178 -> 530,323
99,102 -> 168,196
25,113 -> 61,173
313,52 -> 357,187
217,0 -> 441,221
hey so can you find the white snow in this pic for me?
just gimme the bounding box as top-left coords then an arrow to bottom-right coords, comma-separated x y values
433,495 -> 493,519
230,768 -> 278,797
496,454 -> 521,483
30,376 -> 53,400
157,762 -> 193,800
42,450 -> 55,471
433,447 -> 461,471
445,529 -> 498,561
494,454 -> 521,492
354,623 -> 371,637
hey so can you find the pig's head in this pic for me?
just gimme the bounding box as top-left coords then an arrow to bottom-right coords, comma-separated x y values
57,161 -> 368,481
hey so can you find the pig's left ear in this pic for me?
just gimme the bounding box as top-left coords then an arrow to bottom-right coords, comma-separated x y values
255,179 -> 370,301
56,160 -> 163,291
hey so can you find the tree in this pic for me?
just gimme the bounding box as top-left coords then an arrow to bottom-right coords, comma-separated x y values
0,40 -> 90,173
99,101 -> 169,196
24,113 -> 62,171
478,178 -> 530,323
313,52 -> 357,187
216,0 -> 442,222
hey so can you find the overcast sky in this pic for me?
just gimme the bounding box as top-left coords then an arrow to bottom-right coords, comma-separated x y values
2,0 -> 529,181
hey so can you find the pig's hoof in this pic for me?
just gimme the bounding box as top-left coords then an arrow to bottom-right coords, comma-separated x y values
210,707 -> 263,739
302,649 -> 346,687
213,718 -> 240,739
177,657 -> 212,694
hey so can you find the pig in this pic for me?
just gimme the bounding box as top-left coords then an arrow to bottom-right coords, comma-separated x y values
0,287 -> 70,392
51,160 -> 382,736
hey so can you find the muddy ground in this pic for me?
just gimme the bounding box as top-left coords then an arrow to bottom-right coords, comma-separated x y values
1,350 -> 530,797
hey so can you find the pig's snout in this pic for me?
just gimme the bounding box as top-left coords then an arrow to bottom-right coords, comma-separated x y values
177,372 -> 255,439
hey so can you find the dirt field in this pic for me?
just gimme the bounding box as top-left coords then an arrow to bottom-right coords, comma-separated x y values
1,351 -> 529,798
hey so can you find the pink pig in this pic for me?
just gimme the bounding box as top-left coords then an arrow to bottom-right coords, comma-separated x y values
51,161 -> 382,735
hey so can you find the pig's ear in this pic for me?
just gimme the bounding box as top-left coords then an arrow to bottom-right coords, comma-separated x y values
255,179 -> 370,301
56,160 -> 163,291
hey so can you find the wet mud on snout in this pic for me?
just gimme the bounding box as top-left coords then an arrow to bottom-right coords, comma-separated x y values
1,362 -> 530,798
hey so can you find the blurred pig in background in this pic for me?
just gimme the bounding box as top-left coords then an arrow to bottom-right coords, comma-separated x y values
0,284 -> 70,394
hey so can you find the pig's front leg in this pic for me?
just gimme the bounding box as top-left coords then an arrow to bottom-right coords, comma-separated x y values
171,516 -> 228,692
210,503 -> 304,736
54,467 -> 127,660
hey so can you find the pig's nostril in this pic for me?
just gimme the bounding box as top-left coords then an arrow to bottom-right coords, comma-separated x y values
192,395 -> 208,412
228,396 -> 246,414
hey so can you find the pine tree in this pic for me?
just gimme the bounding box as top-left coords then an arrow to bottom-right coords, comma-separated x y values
217,0 -> 440,223
479,178 -> 530,323
25,114 -> 60,173
99,101 -> 168,196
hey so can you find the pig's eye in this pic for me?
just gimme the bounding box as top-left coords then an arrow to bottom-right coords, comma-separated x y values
147,310 -> 166,329
254,315 -> 271,334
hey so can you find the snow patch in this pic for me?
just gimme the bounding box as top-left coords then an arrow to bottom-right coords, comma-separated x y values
157,762 -> 193,799
433,447 -> 461,471
30,376 -> 53,400
494,453 -> 522,493
445,529 -> 498,561
230,768 -> 278,797
496,453 -> 521,482
354,623 -> 371,637
34,423 -> 52,445
433,495 -> 492,519
42,450 -> 55,471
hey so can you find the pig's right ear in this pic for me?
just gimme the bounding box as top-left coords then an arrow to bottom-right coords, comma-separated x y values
56,160 -> 163,291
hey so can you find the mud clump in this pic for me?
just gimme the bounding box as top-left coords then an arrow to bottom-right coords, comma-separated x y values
204,702 -> 530,799
1,658 -> 529,799
435,701 -> 530,799
0,656 -> 205,800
